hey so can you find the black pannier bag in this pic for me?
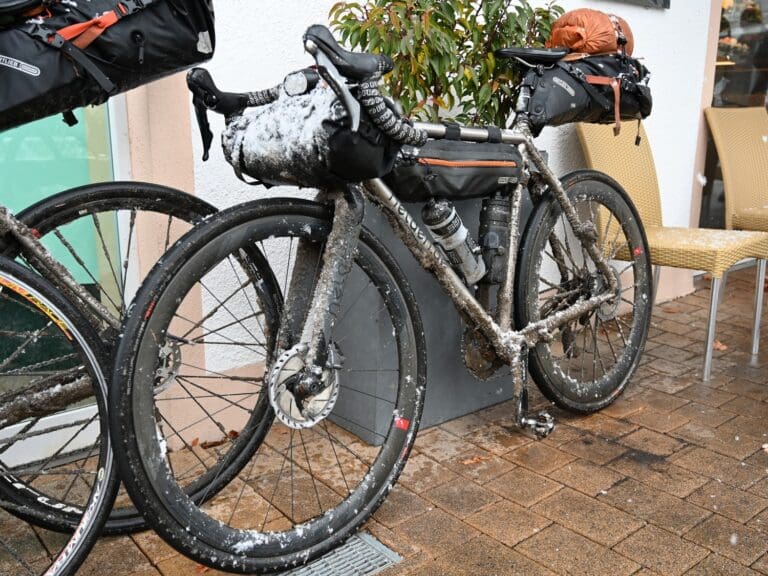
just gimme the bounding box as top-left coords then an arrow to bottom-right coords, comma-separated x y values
222,84 -> 400,189
384,139 -> 523,203
525,53 -> 652,137
0,0 -> 215,132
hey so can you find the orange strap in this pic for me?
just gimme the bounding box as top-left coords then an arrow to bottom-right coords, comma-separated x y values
57,4 -> 126,50
418,158 -> 517,168
585,75 -> 622,135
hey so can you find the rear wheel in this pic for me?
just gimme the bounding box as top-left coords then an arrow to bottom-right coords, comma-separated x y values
112,198 -> 426,573
0,256 -> 116,575
515,170 -> 652,412
5,182 -> 217,534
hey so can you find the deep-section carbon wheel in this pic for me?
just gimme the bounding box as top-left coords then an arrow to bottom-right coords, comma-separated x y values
111,198 -> 426,573
0,256 -> 116,575
3,181 -> 217,534
515,170 -> 652,413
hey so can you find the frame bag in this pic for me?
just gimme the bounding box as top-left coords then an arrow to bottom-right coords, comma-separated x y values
525,53 -> 652,137
384,139 -> 523,203
0,0 -> 215,132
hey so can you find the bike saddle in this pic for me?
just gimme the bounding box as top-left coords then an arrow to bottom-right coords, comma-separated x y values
187,67 -> 248,116
304,24 -> 393,81
495,47 -> 569,66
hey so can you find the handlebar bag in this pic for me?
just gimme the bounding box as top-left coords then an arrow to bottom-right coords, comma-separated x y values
0,0 -> 215,132
383,139 -> 522,203
525,53 -> 652,137
222,84 -> 399,189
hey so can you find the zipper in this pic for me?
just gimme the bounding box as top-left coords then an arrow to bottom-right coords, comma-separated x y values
133,31 -> 145,65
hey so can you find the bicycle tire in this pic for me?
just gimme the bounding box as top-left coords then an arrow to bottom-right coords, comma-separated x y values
515,170 -> 652,412
4,182 -> 220,534
111,198 -> 426,573
0,255 -> 117,576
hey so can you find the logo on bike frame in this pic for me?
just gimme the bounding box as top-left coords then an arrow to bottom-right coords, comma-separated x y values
0,54 -> 40,77
0,277 -> 73,340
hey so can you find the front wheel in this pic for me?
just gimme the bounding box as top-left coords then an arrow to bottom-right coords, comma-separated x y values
515,170 -> 652,413
111,198 -> 426,573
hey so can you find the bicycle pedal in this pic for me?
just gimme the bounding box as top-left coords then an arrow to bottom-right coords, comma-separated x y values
520,411 -> 555,439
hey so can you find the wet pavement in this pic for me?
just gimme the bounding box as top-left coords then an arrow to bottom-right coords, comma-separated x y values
84,266 -> 768,575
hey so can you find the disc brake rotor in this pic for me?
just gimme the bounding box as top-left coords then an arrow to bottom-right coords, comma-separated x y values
154,340 -> 182,394
268,343 -> 340,429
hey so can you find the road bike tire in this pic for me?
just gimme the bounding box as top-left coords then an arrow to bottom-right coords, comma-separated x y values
111,198 -> 426,573
515,170 -> 652,413
0,255 -> 117,576
3,182 -> 218,534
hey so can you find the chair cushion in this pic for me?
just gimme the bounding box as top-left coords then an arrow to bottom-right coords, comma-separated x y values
643,226 -> 768,278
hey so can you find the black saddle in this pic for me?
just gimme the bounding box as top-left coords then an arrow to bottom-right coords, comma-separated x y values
495,47 -> 568,66
304,24 -> 393,81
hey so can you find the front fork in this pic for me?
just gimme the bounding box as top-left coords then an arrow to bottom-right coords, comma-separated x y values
277,185 -> 365,398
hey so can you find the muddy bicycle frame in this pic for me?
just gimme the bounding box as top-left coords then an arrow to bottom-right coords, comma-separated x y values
293,105 -> 620,434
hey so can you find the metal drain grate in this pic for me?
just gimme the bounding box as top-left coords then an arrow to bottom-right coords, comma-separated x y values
282,532 -> 402,576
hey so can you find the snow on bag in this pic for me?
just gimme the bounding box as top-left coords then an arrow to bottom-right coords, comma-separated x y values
0,0 -> 215,132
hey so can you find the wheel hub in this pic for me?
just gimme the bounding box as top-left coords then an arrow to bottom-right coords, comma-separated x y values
154,340 -> 182,394
589,265 -> 622,321
268,343 -> 340,429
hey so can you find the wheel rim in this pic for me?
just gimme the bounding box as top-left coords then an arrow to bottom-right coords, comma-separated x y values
527,178 -> 651,405
127,214 -> 421,568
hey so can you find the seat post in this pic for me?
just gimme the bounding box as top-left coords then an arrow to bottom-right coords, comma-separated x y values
752,259 -> 766,357
703,277 -> 722,382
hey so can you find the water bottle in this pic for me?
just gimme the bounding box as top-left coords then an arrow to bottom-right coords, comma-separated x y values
421,199 -> 486,285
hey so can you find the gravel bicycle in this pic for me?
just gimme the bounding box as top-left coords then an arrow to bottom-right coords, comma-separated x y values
111,25 -> 652,573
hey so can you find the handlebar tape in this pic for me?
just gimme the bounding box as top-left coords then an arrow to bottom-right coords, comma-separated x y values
358,77 -> 427,147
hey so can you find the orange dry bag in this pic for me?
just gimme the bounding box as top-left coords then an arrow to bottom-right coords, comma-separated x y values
545,8 -> 634,56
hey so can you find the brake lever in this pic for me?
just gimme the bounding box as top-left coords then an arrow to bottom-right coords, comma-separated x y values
305,40 -> 361,131
191,96 -> 214,161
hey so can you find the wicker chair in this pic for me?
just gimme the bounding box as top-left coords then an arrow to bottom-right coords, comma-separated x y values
576,122 -> 768,381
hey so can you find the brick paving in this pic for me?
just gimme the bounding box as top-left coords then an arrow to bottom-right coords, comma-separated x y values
92,266 -> 768,575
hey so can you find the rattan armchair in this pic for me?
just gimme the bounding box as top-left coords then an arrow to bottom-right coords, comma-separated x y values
577,122 -> 768,381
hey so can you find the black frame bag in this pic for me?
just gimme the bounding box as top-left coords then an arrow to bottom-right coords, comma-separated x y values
384,139 -> 523,203
0,0 -> 215,132
525,53 -> 652,137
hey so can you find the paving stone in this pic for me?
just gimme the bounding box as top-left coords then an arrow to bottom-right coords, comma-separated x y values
749,479 -> 768,500
435,534 -> 557,576
548,458 -> 624,497
398,453 -> 459,493
600,394 -> 647,419
684,514 -> 768,566
613,525 -> 708,576
753,554 -> 768,575
720,415 -> 768,443
687,554 -> 762,576
364,520 -> 421,558
598,477 -> 711,535
465,500 -> 551,547
620,427 -> 685,456
687,480 -> 768,523
719,396 -> 768,420
560,433 -> 627,465
442,446 -> 516,484
676,384 -> 737,408
608,449 -> 709,499
485,467 -> 562,507
504,442 -> 576,475
540,423 -> 585,447
155,554 -> 231,575
131,531 -> 178,566
672,422 -> 759,460
566,413 -> 638,437
463,423 -> 532,455
672,447 -> 767,490
516,524 -> 640,576
393,508 -> 480,556
423,479 -> 500,518
372,485 -> 431,528
438,413 -> 488,437
647,356 -> 695,376
626,407 -> 690,432
672,401 -> 737,428
646,344 -> 697,363
79,537 -> 155,576
126,568 -> 162,576
414,427 -> 476,460
631,389 -> 691,413
532,487 -> 643,546
719,380 -> 768,403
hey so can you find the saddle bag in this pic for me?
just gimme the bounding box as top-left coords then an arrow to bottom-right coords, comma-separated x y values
222,84 -> 400,189
525,53 -> 652,137
383,139 -> 522,203
0,0 -> 215,132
